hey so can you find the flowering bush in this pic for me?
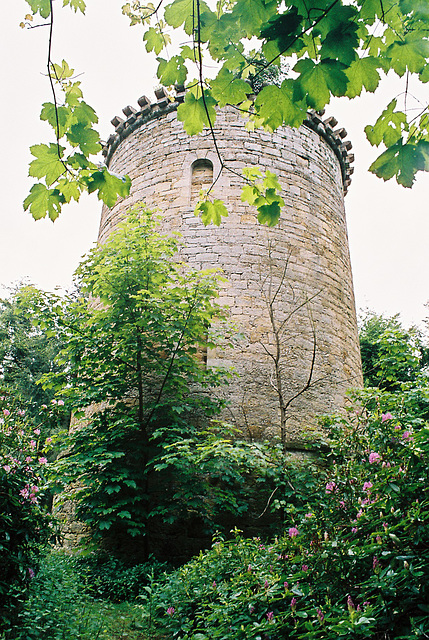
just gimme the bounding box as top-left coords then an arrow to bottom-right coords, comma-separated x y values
0,396 -> 54,635
146,391 -> 429,639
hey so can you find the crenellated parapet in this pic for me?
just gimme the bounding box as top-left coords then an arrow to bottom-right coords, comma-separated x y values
101,85 -> 354,194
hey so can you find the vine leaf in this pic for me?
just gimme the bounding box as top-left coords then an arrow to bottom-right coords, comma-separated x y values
62,0 -> 86,13
84,169 -> 132,207
293,59 -> 348,111
157,56 -> 187,86
195,199 -> 229,226
28,144 -> 66,187
23,184 -> 64,221
25,0 -> 51,18
387,32 -> 429,76
365,100 -> 408,148
177,91 -> 217,135
369,140 -> 429,187
254,81 -> 307,130
345,57 -> 381,98
66,123 -> 101,155
210,67 -> 249,107
144,27 -> 167,55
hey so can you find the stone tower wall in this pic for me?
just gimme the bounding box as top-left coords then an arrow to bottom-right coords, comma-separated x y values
98,91 -> 362,445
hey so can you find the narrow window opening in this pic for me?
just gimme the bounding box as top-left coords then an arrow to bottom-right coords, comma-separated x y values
190,159 -> 214,206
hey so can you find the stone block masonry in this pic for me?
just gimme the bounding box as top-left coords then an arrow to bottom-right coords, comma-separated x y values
98,90 -> 362,447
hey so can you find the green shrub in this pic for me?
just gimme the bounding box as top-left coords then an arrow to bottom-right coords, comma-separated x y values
0,398 -> 54,636
147,393 -> 429,639
73,552 -> 168,602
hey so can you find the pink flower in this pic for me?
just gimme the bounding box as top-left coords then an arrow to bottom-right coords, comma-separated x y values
3,465 -> 11,473
28,568 -> 35,579
291,597 -> 297,610
363,481 -> 373,492
45,437 -> 52,445
305,512 -> 313,518
369,452 -> 381,464
317,608 -> 324,624
283,581 -> 289,590
17,409 -> 26,417
25,456 -> 32,463
288,527 -> 299,538
51,399 -> 57,405
381,412 -> 393,422
33,428 -> 41,435
351,526 -> 358,533
266,611 -> 274,621
30,440 -> 36,450
394,425 -> 401,431
347,595 -> 355,611
325,481 -> 336,493
212,581 -> 216,588
57,400 -> 65,406
373,556 -> 379,570
264,580 -> 269,589
166,607 -> 175,616
38,457 -> 47,465
247,564 -> 252,572
402,431 -> 411,440
302,564 -> 308,572
3,409 -> 10,417
41,404 -> 47,410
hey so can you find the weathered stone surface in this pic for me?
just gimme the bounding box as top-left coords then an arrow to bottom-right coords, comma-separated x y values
98,104 -> 363,446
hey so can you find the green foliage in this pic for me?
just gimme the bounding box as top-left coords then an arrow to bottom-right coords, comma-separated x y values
12,551 -> 147,640
0,399 -> 54,636
359,312 -> 429,391
23,57 -> 130,220
0,284 -> 63,423
147,390 -> 429,639
23,0 -> 429,221
42,205 -> 240,552
71,552 -> 167,602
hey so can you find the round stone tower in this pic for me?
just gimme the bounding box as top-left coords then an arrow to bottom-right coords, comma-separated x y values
98,86 -> 362,447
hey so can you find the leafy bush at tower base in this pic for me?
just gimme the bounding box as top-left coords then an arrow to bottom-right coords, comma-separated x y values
148,390 -> 429,639
0,396 -> 54,635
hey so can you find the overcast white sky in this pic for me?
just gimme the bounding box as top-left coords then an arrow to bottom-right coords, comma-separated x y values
1,1 -> 428,328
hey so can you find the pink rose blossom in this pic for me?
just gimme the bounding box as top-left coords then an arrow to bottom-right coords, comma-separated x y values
325,481 -> 336,493
369,452 -> 381,464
